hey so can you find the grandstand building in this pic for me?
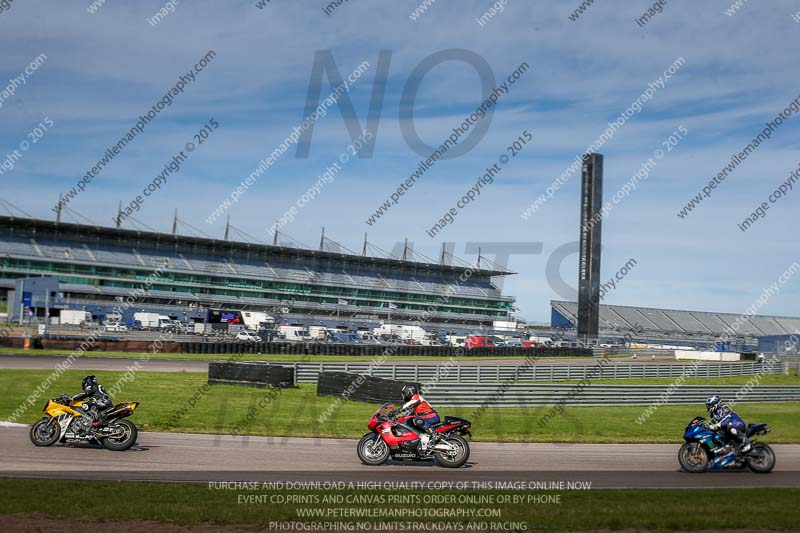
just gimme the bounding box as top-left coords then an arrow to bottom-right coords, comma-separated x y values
551,300 -> 800,348
0,216 -> 515,328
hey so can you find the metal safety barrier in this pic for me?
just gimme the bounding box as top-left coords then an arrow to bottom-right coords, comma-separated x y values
290,361 -> 787,385
423,383 -> 800,407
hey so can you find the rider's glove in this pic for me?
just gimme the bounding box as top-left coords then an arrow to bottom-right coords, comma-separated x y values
708,423 -> 720,431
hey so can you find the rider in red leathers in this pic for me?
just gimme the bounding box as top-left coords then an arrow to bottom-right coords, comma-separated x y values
400,384 -> 440,450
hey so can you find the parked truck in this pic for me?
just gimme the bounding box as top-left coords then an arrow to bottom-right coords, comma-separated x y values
59,310 -> 91,326
133,312 -> 161,330
446,335 -> 466,347
330,331 -> 362,343
308,325 -> 329,340
526,335 -> 554,347
241,311 -> 273,331
158,315 -> 173,330
277,324 -> 309,340
464,335 -> 495,348
374,324 -> 429,343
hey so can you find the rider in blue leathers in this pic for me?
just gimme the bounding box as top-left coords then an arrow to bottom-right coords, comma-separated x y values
706,395 -> 751,453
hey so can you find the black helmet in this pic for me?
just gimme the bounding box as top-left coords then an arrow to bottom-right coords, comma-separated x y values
705,395 -> 721,413
82,375 -> 97,391
401,384 -> 417,403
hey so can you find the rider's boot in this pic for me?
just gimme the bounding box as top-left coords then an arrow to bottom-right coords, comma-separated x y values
89,407 -> 106,428
731,427 -> 751,453
427,427 -> 438,444
418,428 -> 435,451
419,433 -> 430,451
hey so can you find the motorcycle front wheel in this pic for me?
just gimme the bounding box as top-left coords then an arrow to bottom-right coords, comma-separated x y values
356,433 -> 389,466
101,419 -> 138,451
434,435 -> 470,468
678,442 -> 709,473
747,443 -> 775,473
30,417 -> 61,447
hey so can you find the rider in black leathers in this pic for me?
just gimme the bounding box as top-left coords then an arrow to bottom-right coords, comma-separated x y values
72,375 -> 113,426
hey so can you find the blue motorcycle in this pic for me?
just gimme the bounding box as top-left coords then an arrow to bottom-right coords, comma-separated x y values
679,416 -> 775,473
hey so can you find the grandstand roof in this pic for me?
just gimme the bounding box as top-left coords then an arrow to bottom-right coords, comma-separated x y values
0,216 -> 513,277
551,300 -> 800,339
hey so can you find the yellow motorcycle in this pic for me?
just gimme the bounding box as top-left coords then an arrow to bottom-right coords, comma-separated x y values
30,394 -> 140,451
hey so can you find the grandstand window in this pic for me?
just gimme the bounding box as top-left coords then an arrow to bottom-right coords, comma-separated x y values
62,276 -> 91,284
0,255 -> 512,318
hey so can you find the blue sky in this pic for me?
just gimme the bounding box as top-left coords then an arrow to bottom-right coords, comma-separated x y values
1,0 -> 799,322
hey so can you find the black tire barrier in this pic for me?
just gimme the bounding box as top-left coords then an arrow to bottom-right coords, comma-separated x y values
182,341 -> 593,358
317,371 -> 421,404
208,361 -> 295,388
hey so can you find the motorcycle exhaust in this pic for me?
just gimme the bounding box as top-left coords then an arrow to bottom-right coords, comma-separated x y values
104,403 -> 136,420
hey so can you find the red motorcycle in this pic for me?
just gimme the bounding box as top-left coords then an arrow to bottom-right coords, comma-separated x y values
356,402 -> 471,468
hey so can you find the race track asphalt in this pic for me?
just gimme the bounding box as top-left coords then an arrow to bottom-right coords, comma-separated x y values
1,426 -> 797,488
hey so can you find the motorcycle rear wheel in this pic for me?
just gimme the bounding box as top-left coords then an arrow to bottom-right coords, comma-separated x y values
30,417 -> 60,447
746,443 -> 775,473
678,442 -> 709,473
434,435 -> 470,468
357,433 -> 389,466
101,419 -> 138,451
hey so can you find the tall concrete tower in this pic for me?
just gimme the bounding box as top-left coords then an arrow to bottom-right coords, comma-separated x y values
578,153 -> 603,344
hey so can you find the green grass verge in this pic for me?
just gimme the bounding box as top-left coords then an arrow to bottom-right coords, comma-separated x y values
2,479 -> 799,530
2,369 -> 798,443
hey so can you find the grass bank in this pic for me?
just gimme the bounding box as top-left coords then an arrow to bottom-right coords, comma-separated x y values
1,479 -> 798,530
1,369 -> 798,443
